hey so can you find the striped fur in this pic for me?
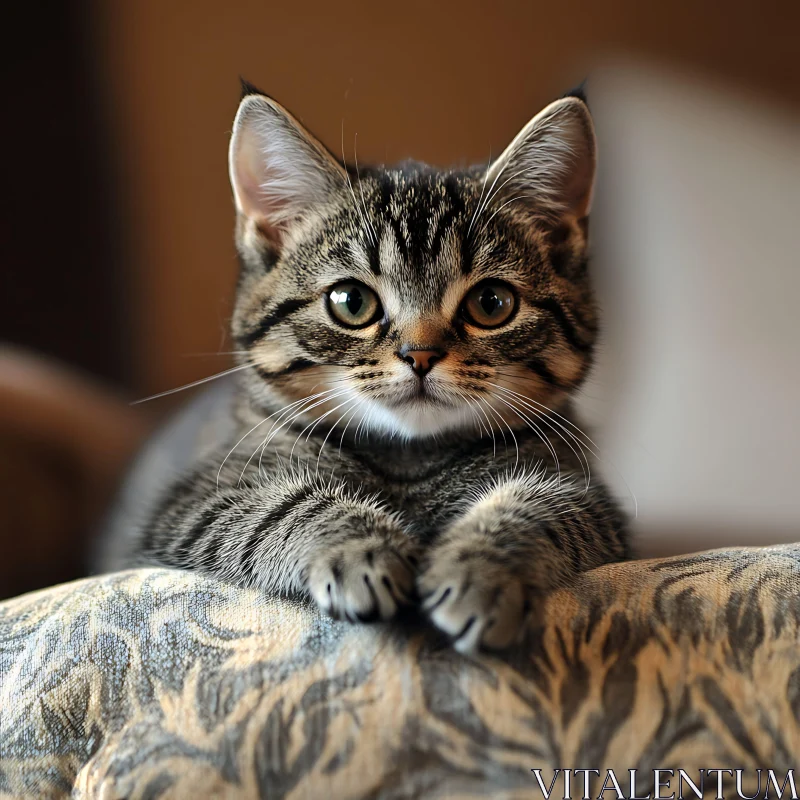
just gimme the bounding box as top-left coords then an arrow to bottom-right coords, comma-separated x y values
101,87 -> 627,653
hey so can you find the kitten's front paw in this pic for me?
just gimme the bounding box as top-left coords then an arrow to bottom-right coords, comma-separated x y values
417,546 -> 528,654
308,535 -> 419,623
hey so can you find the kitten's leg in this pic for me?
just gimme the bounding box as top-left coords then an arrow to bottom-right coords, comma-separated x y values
140,468 -> 419,622
417,470 -> 627,653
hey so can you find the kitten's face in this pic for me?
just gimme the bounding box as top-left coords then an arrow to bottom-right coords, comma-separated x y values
229,90 -> 597,440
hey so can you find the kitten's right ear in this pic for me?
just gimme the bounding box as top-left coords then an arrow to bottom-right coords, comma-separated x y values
484,95 -> 596,223
228,91 -> 346,248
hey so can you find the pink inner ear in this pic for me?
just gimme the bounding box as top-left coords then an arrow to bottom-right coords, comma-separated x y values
231,129 -> 290,247
554,105 -> 596,219
533,104 -> 596,220
564,149 -> 595,219
236,179 -> 282,247
234,167 -> 264,219
232,129 -> 272,217
242,186 -> 285,248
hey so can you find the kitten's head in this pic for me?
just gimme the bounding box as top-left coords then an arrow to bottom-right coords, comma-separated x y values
228,85 -> 598,440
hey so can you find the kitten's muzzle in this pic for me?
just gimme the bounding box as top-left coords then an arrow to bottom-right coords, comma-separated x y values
398,346 -> 446,378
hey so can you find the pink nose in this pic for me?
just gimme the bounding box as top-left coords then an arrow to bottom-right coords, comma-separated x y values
400,349 -> 445,377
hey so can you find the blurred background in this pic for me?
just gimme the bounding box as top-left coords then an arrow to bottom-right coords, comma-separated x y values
1,0 -> 797,598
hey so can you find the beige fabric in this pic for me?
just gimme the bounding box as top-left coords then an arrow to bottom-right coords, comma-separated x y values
2,545 -> 799,799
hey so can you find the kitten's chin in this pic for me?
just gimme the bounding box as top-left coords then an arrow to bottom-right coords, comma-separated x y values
356,396 -> 478,440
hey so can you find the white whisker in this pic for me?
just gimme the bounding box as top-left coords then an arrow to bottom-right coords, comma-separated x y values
337,396 -> 367,458
467,391 -> 498,456
341,121 -> 374,247
490,383 -> 591,491
354,132 -> 379,247
489,377 -> 638,515
466,146 -> 492,240
477,393 -> 520,467
482,193 -> 534,231
468,150 -> 519,236
243,388 -> 351,484
288,392 -> 357,462
315,395 -> 362,473
217,387 -> 338,489
492,393 -> 562,483
131,363 -> 254,405
452,386 -> 490,442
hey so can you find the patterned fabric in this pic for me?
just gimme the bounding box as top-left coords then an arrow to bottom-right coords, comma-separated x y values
1,545 -> 799,799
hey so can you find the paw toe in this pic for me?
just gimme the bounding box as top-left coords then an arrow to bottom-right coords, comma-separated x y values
418,558 -> 528,653
310,537 -> 419,623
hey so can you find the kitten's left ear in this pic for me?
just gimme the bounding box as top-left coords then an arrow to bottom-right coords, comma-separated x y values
229,90 -> 347,248
485,96 -> 596,222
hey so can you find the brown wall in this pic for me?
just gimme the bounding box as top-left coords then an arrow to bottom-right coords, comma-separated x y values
0,2 -> 127,387
91,0 -> 799,398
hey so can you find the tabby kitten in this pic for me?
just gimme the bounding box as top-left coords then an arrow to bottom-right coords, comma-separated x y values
101,83 -> 627,653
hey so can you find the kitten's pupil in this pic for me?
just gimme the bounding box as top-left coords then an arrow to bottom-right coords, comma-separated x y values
347,288 -> 363,316
480,288 -> 500,316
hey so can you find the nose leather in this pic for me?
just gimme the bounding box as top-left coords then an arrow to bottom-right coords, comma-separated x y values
400,348 -> 445,377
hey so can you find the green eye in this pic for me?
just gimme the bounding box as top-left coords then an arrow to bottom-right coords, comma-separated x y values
327,281 -> 382,328
462,282 -> 516,328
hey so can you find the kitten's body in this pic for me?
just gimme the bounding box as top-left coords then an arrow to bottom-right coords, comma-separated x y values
105,374 -> 619,568
101,88 -> 628,652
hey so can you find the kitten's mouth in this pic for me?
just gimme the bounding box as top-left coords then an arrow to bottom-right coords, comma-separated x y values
384,381 -> 456,408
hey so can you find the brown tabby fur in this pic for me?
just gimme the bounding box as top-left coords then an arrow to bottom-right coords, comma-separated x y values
100,84 -> 627,653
